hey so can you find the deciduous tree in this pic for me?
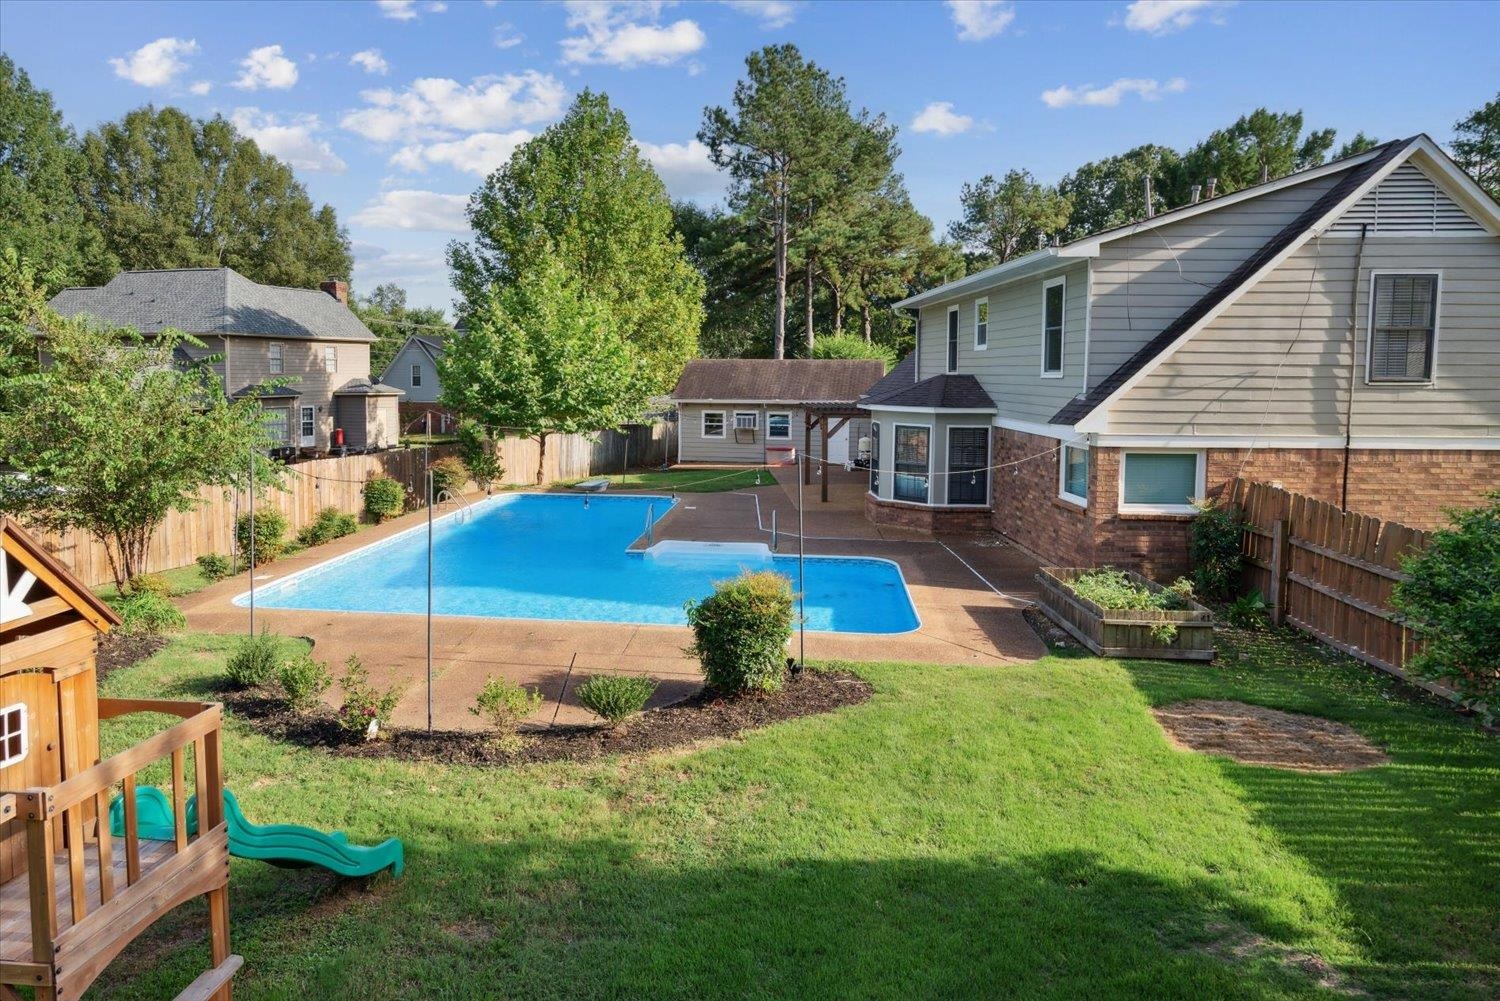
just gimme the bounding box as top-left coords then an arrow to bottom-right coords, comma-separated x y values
1452,93 -> 1499,199
1178,108 -> 1336,195
947,169 -> 1071,270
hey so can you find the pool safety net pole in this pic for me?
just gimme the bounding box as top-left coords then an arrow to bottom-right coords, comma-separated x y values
797,453 -> 806,671
426,467 -> 434,732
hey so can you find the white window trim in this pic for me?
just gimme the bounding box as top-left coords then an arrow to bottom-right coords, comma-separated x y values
973,297 -> 989,351
324,345 -> 337,372
1058,441 -> 1089,509
410,363 -> 422,387
892,422 -> 932,505
299,405 -> 316,446
945,425 -> 991,507
268,341 -> 284,375
1117,449 -> 1206,516
1364,269 -> 1441,387
701,410 -> 726,439
1040,276 -> 1066,378
945,306 -> 960,374
0,702 -> 27,768
767,411 -> 791,439
733,410 -> 758,431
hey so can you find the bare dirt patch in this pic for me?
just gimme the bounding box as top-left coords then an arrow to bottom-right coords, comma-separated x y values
96,632 -> 170,681
1153,700 -> 1389,772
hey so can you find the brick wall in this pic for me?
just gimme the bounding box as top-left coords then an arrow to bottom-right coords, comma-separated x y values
864,494 -> 992,534
990,427 -> 1094,566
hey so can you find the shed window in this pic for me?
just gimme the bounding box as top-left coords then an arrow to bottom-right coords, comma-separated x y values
1369,273 -> 1438,382
411,363 -> 422,387
947,427 -> 989,505
702,411 -> 725,438
974,299 -> 989,349
1042,278 -> 1065,375
268,342 -> 284,375
946,308 -> 959,373
0,703 -> 27,768
767,412 -> 791,439
893,425 -> 930,504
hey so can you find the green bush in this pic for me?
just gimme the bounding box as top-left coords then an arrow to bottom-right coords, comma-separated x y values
575,674 -> 657,728
810,333 -> 897,371
1067,569 -> 1196,643
1189,499 -> 1245,601
470,676 -> 545,753
196,552 -> 233,582
1392,492 -> 1500,712
113,591 -> 186,635
1224,590 -> 1269,629
428,456 -> 468,498
336,656 -> 403,738
235,508 -> 289,565
277,652 -> 333,714
456,419 -> 503,491
297,506 -> 360,547
225,628 -> 281,688
126,572 -> 172,597
685,570 -> 795,695
363,476 -> 405,523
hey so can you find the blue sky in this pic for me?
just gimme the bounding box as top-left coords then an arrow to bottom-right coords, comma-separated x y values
2,0 -> 1497,311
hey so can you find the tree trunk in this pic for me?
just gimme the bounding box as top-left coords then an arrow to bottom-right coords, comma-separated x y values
772,194 -> 788,360
535,433 -> 548,486
861,303 -> 873,343
832,284 -> 843,336
805,258 -> 815,355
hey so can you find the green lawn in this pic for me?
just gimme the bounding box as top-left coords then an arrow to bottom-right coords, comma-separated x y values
92,627 -> 1496,1000
558,467 -> 773,493
94,563 -> 213,601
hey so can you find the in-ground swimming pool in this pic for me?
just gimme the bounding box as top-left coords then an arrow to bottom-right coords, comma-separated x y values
237,493 -> 919,634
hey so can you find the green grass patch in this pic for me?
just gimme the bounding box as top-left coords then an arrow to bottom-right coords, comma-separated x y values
92,626 -> 1496,1000
94,563 -> 213,602
559,467 -> 771,493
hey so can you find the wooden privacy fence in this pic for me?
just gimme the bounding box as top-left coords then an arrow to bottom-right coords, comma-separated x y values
35,424 -> 670,587
1225,477 -> 1443,696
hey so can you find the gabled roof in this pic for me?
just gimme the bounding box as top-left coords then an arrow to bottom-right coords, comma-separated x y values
378,333 -> 447,384
671,358 -> 885,405
49,268 -> 375,343
1,516 -> 121,635
861,351 -> 917,400
333,377 -> 404,397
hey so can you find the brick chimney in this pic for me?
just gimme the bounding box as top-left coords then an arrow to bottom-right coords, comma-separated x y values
319,279 -> 349,305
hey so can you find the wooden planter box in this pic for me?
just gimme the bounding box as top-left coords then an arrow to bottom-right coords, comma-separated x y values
1035,568 -> 1216,661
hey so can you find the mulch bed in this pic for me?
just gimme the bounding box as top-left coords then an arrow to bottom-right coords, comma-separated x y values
96,633 -> 170,681
1153,700 -> 1390,772
222,669 -> 872,767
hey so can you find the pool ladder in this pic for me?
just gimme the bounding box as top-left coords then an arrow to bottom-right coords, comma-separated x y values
644,502 -> 655,546
435,488 -> 476,524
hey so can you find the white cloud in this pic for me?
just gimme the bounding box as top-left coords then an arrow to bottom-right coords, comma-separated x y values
352,190 -> 470,232
376,0 -> 418,19
341,71 -> 567,143
945,1 -> 1015,41
189,80 -> 212,96
231,109 -> 347,173
637,139 -> 722,198
234,45 -> 299,90
109,37 -> 198,87
1120,1 -> 1231,35
350,49 -> 390,75
561,1 -> 706,68
493,23 -> 525,49
428,1 -> 447,11
1041,76 -> 1187,108
723,1 -> 799,28
911,101 -> 973,137
391,130 -> 533,176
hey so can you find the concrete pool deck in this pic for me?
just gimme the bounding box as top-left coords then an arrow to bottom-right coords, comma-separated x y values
179,467 -> 1046,730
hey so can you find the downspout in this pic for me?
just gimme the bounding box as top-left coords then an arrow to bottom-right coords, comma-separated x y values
1340,223 -> 1369,511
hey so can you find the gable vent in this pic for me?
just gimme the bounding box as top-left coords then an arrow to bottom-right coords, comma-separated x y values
1331,164 -> 1486,235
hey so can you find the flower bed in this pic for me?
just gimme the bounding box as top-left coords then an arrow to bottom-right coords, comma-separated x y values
1035,567 -> 1216,661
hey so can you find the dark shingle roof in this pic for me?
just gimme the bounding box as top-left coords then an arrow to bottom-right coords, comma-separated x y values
1050,137 -> 1415,426
865,373 -> 995,411
230,383 -> 302,400
860,351 -> 916,403
333,377 -> 404,397
49,268 -> 375,343
671,359 -> 885,404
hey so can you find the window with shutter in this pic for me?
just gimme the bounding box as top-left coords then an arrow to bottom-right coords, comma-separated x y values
1369,273 -> 1438,383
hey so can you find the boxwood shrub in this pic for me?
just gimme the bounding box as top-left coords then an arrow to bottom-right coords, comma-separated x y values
363,476 -> 405,522
685,570 -> 795,695
235,508 -> 288,565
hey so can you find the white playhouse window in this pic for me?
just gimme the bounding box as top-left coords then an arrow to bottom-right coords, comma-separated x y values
0,703 -> 26,768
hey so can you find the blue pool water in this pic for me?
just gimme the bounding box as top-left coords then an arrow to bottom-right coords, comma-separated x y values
237,493 -> 919,634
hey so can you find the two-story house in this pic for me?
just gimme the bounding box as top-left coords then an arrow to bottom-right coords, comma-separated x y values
863,135 -> 1500,574
380,332 -> 456,433
48,267 -> 404,453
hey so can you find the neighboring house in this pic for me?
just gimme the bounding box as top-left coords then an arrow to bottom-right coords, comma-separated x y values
48,268 -> 403,452
380,333 -> 456,433
865,135 -> 1500,573
671,359 -> 884,465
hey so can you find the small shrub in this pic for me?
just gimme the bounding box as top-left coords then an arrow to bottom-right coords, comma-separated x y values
685,570 -> 795,695
1392,491 -> 1500,712
1067,569 -> 1196,643
428,456 -> 468,498
277,653 -> 333,714
196,552 -> 233,582
363,476 -> 405,523
126,572 -> 172,597
225,628 -> 281,688
470,676 -> 544,753
575,674 -> 657,728
456,419 -> 503,491
235,508 -> 289,565
297,506 -> 360,547
1190,499 -> 1245,601
113,591 -> 186,635
1225,590 -> 1269,629
336,656 -> 402,738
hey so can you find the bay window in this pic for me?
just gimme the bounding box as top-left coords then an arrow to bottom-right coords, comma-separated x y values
893,424 -> 930,503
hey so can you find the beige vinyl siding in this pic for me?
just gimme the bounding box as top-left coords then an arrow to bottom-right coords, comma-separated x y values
1106,233 -> 1500,438
384,340 -> 442,403
1087,173 -> 1344,387
177,335 -> 227,384
229,336 -> 372,450
677,403 -> 827,464
914,260 -> 1088,422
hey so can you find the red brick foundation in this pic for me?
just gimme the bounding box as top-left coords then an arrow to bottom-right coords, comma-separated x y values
864,493 -> 993,534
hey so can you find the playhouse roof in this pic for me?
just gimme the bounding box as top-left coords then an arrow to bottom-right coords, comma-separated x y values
0,516 -> 121,640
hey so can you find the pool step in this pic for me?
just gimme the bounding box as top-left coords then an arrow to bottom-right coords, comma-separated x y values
642,540 -> 773,564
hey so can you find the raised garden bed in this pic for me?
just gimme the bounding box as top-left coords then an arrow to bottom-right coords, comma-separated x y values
1035,567 -> 1216,661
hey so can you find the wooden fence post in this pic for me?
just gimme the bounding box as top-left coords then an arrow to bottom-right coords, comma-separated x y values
1268,518 -> 1290,626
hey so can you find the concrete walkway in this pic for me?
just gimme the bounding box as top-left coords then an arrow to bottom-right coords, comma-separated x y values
180,470 -> 1045,730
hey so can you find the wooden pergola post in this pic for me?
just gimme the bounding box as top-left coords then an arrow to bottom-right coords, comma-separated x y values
803,414 -> 814,486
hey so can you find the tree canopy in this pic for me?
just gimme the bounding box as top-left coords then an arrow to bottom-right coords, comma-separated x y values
351,282 -> 448,377
1452,92 -> 1499,200
948,169 -> 1071,268
449,90 -> 702,395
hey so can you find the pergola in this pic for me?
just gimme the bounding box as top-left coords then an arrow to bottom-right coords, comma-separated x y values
802,403 -> 865,502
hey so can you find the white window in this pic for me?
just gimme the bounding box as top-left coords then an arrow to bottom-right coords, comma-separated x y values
1368,272 -> 1439,384
411,363 -> 422,388
261,406 -> 290,445
893,424 -> 930,504
974,298 -> 989,350
734,411 -> 758,431
767,412 -> 791,439
702,410 -> 725,438
1118,451 -> 1205,515
0,703 -> 26,768
1059,443 -> 1089,507
1041,277 -> 1065,376
946,307 -> 959,373
268,342 -> 284,375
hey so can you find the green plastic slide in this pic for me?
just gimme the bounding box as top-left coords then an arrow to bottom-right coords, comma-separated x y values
108,787 -> 404,878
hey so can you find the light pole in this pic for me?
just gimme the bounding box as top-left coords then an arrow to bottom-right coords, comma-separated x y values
426,467 -> 434,733
247,449 -> 256,637
797,453 -> 806,673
